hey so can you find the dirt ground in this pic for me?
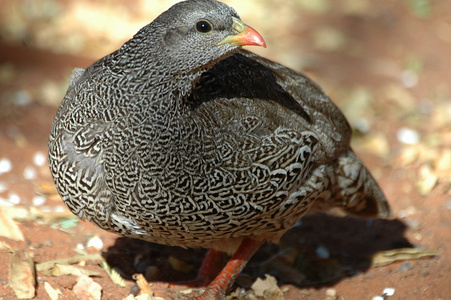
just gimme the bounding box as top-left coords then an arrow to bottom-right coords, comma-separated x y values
0,1 -> 450,299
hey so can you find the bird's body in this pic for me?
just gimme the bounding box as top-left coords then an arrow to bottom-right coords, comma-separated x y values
48,0 -> 390,298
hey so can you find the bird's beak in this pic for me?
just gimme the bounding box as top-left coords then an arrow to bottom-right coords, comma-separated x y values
217,17 -> 266,48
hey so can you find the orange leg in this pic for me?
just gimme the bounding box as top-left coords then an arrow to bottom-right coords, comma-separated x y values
191,238 -> 264,300
196,248 -> 228,285
164,248 -> 227,288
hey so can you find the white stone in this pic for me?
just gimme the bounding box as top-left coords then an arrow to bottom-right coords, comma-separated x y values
32,195 -> 46,206
23,166 -> 37,180
33,152 -> 46,167
397,127 -> 419,145
86,236 -> 103,250
8,192 -> 20,205
401,70 -> 418,88
383,288 -> 395,296
0,182 -> 8,193
316,245 -> 330,259
0,158 -> 12,175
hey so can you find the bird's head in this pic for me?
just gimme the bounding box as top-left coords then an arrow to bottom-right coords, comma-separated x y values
135,0 -> 266,75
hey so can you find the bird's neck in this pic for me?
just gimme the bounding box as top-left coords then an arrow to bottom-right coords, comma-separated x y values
104,45 -> 208,105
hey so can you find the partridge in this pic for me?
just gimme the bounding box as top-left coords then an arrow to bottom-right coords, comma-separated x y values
48,0 -> 391,298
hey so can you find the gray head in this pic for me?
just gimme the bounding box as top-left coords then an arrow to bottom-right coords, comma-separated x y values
128,0 -> 266,75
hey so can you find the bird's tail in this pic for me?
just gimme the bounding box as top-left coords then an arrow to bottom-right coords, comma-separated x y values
309,149 -> 391,218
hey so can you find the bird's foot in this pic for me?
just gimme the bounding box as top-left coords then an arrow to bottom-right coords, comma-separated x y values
187,238 -> 265,299
134,238 -> 264,299
189,287 -> 223,300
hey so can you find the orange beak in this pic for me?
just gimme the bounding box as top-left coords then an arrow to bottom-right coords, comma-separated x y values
217,17 -> 266,48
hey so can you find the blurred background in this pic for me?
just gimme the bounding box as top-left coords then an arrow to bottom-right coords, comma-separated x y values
0,0 -> 450,299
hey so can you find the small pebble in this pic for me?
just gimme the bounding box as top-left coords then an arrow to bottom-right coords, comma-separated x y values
54,205 -> 67,212
293,220 -> 303,227
0,182 -> 8,193
404,219 -> 420,229
397,261 -> 413,272
354,117 -> 370,133
86,235 -> 104,250
8,192 -> 21,205
397,206 -> 417,218
371,297 -> 384,300
397,127 -> 419,145
23,166 -> 37,180
179,289 -> 194,295
401,70 -> 418,88
76,243 -> 85,250
13,90 -> 32,106
383,287 -> 395,296
33,152 -> 46,167
413,232 -> 423,240
32,195 -> 46,206
316,245 -> 330,259
326,288 -> 337,298
233,287 -> 247,298
0,158 -> 12,175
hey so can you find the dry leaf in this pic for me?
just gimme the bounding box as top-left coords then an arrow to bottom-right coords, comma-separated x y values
0,240 -> 13,252
101,261 -> 126,287
263,288 -> 284,300
122,294 -> 167,300
0,208 -> 25,241
29,207 -> 76,225
325,288 -> 338,300
133,273 -> 153,295
260,248 -> 305,285
384,84 -> 416,111
436,150 -> 451,177
36,181 -> 59,196
251,274 -> 283,299
44,263 -> 100,277
0,206 -> 32,221
9,251 -> 36,299
73,274 -> 102,300
416,164 -> 438,195
0,205 -> 77,229
357,133 -> 390,159
44,281 -> 62,300
396,146 -> 419,167
168,256 -> 194,273
36,254 -> 103,272
371,248 -> 440,267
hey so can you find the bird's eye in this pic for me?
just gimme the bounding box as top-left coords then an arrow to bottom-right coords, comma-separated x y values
196,20 -> 213,33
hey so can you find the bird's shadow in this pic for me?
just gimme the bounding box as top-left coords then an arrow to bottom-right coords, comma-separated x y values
103,213 -> 412,289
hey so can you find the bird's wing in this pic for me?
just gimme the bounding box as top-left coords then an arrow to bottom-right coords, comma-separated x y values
189,49 -> 352,164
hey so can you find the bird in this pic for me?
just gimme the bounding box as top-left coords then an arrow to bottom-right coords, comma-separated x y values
48,0 -> 391,299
